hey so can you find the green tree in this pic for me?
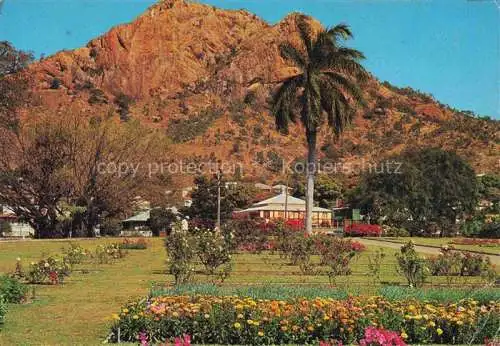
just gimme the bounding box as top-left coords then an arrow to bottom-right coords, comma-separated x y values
271,15 -> 367,233
477,174 -> 500,213
0,42 -> 33,131
186,175 -> 255,223
352,148 -> 478,236
149,208 -> 177,236
291,174 -> 343,209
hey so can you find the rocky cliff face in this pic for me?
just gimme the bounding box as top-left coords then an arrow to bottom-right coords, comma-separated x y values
21,0 -> 500,183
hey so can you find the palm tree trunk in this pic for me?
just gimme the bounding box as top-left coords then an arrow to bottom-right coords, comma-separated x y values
305,131 -> 317,234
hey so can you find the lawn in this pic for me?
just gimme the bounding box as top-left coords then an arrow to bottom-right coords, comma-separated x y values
0,238 -> 497,345
376,237 -> 500,255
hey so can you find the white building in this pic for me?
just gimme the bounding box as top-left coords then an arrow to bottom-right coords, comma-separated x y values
0,206 -> 35,238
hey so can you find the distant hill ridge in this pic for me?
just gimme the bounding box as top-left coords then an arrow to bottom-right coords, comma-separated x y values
19,0 -> 500,183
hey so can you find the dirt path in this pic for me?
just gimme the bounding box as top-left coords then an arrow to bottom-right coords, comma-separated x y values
357,238 -> 500,266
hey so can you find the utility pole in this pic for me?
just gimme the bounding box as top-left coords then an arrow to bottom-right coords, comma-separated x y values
216,169 -> 221,230
284,172 -> 289,221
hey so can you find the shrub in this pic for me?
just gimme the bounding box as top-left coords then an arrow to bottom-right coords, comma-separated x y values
344,224 -> 382,237
382,226 -> 410,237
100,218 -> 123,236
26,257 -> 71,284
0,297 -> 6,328
88,88 -> 108,105
315,236 -> 360,285
62,243 -> 89,268
49,78 -> 61,89
166,106 -> 223,143
195,230 -> 232,283
119,238 -> 149,250
395,242 -> 427,288
288,233 -> 317,273
479,221 -> 500,239
0,275 -> 27,303
94,243 -> 126,264
0,220 -> 12,236
265,150 -> 283,172
165,225 -> 196,285
367,248 -> 386,286
222,218 -> 270,253
426,246 -> 496,282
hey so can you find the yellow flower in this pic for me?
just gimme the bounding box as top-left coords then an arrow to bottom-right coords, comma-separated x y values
401,332 -> 408,339
307,325 -> 314,332
247,319 -> 254,325
132,315 -> 139,320
204,314 -> 210,319
429,321 -> 436,327
323,315 -> 330,321
234,322 -> 241,329
437,328 -> 443,336
111,313 -> 120,320
258,330 -> 264,337
237,313 -> 244,319
456,320 -> 464,326
122,308 -> 129,314
172,311 -> 179,317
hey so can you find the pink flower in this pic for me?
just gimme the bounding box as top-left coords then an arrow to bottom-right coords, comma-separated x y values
174,334 -> 191,346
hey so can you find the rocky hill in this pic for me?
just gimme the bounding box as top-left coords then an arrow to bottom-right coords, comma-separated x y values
20,0 -> 500,186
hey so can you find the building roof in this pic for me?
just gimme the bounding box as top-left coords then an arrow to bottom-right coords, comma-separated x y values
254,183 -> 272,190
272,184 -> 292,190
236,193 -> 331,213
237,204 -> 331,213
123,210 -> 150,223
122,207 -> 179,223
253,193 -> 305,207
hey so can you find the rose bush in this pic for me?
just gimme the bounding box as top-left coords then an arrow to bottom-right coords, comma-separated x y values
196,229 -> 232,283
344,224 -> 382,237
26,257 -> 71,284
426,246 -> 496,282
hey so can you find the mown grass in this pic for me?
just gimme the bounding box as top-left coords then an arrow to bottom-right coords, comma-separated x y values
0,238 -> 497,345
379,237 -> 500,255
151,283 -> 500,304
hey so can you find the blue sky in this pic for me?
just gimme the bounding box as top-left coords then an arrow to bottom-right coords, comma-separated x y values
0,0 -> 498,118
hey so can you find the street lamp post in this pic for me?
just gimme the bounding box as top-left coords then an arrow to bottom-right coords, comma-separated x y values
216,170 -> 221,230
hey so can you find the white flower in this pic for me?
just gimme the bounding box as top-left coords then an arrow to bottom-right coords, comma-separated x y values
44,262 -> 50,268
16,257 -> 21,261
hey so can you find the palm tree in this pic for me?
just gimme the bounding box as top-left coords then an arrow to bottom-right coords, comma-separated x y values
272,15 -> 367,234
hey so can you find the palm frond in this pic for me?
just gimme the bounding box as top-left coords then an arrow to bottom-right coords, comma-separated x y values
333,98 -> 352,136
272,75 -> 303,133
326,24 -> 353,41
336,47 -> 365,61
318,77 -> 350,133
300,75 -> 322,132
296,15 -> 313,56
325,57 -> 369,83
323,71 -> 366,107
279,43 -> 307,69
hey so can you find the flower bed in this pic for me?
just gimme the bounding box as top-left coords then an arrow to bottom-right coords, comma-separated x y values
107,295 -> 499,345
344,224 -> 382,237
119,238 -> 149,250
451,238 -> 500,247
